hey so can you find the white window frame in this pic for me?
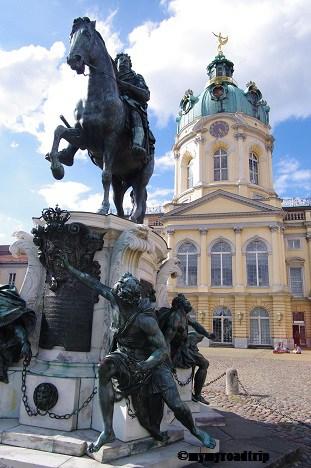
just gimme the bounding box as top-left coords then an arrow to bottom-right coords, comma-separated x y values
246,240 -> 269,287
211,241 -> 232,286
250,308 -> 271,345
214,148 -> 228,181
186,160 -> 194,189
177,242 -> 198,287
289,266 -> 304,297
249,152 -> 259,185
287,239 -> 301,250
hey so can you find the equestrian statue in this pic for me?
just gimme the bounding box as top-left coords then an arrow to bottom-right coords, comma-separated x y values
46,17 -> 155,224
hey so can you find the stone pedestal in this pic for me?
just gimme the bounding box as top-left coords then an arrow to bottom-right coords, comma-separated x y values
0,368 -> 22,418
92,393 -> 150,442
9,213 -> 169,436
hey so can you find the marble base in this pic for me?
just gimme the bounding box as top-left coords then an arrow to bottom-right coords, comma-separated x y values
165,404 -> 225,428
92,394 -> 150,442
88,428 -> 184,464
0,424 -> 92,456
19,373 -> 95,432
0,368 -> 22,418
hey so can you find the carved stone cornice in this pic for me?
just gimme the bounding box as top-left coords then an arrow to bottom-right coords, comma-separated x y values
109,225 -> 155,288
265,136 -> 275,153
234,132 -> 246,141
269,224 -> 279,232
194,134 -> 205,144
155,257 -> 182,308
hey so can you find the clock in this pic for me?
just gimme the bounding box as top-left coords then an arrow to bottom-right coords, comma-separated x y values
209,121 -> 229,138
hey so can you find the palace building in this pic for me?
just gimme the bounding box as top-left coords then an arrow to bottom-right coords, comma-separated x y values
2,43 -> 311,350
146,43 -> 311,349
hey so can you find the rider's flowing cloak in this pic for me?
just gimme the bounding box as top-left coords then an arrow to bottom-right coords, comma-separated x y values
0,284 -> 36,332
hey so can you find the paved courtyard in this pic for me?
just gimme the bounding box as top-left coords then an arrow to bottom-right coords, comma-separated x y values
199,347 -> 311,467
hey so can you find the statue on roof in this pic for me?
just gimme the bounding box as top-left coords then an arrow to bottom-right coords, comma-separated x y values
213,32 -> 228,54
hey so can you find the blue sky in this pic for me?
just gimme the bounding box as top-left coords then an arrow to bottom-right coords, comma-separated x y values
1,0 -> 311,244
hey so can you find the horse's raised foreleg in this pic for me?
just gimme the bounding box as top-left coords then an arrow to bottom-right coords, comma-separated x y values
47,125 -> 83,180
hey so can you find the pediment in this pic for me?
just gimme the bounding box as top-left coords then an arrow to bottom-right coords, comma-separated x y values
163,190 -> 280,218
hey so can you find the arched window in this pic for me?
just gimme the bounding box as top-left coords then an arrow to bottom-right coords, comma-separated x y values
249,152 -> 259,184
186,160 -> 194,189
213,307 -> 232,343
214,148 -> 228,181
250,308 -> 271,345
177,242 -> 198,286
246,240 -> 269,286
211,240 -> 232,286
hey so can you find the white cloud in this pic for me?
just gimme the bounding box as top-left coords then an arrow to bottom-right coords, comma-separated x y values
0,213 -> 27,245
10,141 -> 19,148
155,151 -> 175,171
126,0 -> 311,126
37,181 -> 103,212
274,157 -> 311,195
0,13 -> 123,155
147,187 -> 174,208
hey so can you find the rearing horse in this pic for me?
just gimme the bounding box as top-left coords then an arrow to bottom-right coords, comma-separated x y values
47,17 -> 154,224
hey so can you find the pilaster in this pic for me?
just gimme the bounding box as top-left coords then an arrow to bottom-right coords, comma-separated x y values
233,226 -> 244,290
199,228 -> 208,288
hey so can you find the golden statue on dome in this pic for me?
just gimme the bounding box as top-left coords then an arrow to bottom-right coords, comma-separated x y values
213,32 -> 228,54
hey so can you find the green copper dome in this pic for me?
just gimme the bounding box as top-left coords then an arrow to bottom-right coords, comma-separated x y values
177,53 -> 270,133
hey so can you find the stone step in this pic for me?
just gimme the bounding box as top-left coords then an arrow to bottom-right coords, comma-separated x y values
165,405 -> 226,427
0,424 -> 99,456
88,428 -> 184,464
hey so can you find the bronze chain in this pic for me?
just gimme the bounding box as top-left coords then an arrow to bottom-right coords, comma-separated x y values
21,359 -> 98,419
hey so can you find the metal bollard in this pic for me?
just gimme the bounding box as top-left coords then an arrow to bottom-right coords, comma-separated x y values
225,368 -> 239,395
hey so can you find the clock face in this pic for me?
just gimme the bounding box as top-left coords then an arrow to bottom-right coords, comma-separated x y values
209,121 -> 229,138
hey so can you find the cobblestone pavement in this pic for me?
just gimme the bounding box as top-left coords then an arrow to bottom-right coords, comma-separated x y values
200,348 -> 311,467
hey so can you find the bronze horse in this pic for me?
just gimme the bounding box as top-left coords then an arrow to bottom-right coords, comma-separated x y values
46,18 -> 154,224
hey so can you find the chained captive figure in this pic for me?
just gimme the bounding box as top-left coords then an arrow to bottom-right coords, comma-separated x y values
157,294 -> 215,405
0,284 -> 35,383
58,254 -> 216,451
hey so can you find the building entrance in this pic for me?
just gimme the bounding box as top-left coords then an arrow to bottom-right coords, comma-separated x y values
293,312 -> 306,346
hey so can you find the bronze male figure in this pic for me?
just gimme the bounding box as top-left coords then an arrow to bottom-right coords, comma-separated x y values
0,284 -> 35,383
59,255 -> 216,451
157,294 -> 215,404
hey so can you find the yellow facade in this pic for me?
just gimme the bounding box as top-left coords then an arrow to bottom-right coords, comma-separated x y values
148,110 -> 311,349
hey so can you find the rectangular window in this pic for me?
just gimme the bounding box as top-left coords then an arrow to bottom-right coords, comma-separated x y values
211,255 -> 221,286
258,253 -> 269,286
290,267 -> 303,296
247,253 -> 257,286
8,272 -> 16,287
287,239 -> 301,249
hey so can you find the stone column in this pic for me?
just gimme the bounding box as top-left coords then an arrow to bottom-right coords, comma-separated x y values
195,134 -> 205,185
174,152 -> 180,198
270,224 -> 281,291
234,132 -> 247,193
265,139 -> 274,192
166,228 -> 175,288
233,226 -> 243,290
199,228 -> 208,288
306,234 -> 311,271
